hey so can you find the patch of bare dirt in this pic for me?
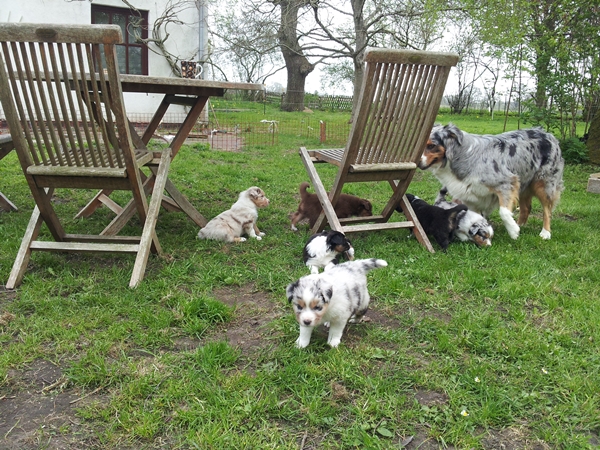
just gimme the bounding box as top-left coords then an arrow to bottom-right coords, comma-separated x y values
207,283 -> 286,354
413,389 -> 449,407
0,360 -> 106,450
402,430 -> 457,450
482,426 -> 550,450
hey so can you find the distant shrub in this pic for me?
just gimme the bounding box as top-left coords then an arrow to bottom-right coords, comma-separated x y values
560,137 -> 589,164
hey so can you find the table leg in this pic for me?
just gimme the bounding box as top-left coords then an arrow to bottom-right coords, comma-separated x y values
74,94 -> 209,229
0,192 -> 18,212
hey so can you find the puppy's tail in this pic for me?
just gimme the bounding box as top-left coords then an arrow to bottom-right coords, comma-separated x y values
447,204 -> 468,230
299,182 -> 311,200
434,187 -> 448,205
352,258 -> 388,273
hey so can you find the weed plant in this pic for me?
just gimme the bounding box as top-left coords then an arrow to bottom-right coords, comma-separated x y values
0,108 -> 598,448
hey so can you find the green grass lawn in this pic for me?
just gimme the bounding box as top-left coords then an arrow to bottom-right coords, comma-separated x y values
0,109 -> 599,449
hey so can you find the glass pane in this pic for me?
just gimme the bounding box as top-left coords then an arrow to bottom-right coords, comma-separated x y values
128,15 -> 143,42
113,14 -> 127,43
94,11 -> 109,24
129,47 -> 142,75
116,45 -> 127,73
99,47 -> 107,70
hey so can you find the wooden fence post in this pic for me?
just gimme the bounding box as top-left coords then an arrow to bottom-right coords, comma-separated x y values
320,120 -> 326,143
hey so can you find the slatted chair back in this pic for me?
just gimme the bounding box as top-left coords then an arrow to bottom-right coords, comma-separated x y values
0,23 -> 169,289
342,48 -> 458,174
0,23 -> 148,188
299,47 -> 458,252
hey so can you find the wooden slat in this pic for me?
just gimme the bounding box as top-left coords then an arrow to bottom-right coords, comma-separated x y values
0,23 -> 122,45
30,241 -> 140,253
364,47 -> 459,66
27,165 -> 127,177
341,222 -> 414,232
349,162 -> 416,172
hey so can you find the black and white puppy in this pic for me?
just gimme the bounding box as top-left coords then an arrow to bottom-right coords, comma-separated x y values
397,194 -> 467,251
303,230 -> 354,274
286,258 -> 388,348
434,187 -> 494,247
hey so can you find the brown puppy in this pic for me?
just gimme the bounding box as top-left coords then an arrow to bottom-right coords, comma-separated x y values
290,182 -> 372,231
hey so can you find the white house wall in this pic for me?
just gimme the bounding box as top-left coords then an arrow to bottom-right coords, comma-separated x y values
0,0 -> 201,123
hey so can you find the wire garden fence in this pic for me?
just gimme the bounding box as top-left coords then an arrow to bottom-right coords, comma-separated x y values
132,111 -> 352,152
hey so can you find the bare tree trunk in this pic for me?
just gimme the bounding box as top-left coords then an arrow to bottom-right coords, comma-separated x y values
587,109 -> 600,164
350,0 -> 367,115
276,0 -> 315,111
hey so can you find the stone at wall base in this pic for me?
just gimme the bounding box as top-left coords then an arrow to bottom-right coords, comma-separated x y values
587,173 -> 600,194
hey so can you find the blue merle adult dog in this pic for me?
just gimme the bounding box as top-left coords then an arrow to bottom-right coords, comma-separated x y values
418,124 -> 564,240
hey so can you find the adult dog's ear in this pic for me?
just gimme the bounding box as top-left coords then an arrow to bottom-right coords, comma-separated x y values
445,123 -> 464,146
286,281 -> 299,303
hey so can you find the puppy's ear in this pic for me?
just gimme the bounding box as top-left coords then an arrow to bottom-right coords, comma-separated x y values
316,279 -> 333,303
247,186 -> 261,199
327,231 -> 344,246
286,281 -> 299,303
361,199 -> 372,212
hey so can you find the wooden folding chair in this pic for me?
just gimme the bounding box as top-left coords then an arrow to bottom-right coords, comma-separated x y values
0,23 -> 171,288
299,47 -> 458,252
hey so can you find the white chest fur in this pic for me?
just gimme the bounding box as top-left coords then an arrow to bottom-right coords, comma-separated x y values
431,167 -> 498,217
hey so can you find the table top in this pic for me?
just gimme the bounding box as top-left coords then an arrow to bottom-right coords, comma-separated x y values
0,134 -> 14,160
118,75 -> 265,96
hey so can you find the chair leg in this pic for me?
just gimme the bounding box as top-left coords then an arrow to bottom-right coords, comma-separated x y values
397,195 -> 435,253
6,206 -> 44,289
299,147 -> 343,233
129,150 -> 171,288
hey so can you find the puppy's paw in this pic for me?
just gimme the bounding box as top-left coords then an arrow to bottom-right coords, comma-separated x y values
239,237 -> 247,242
328,337 -> 341,348
291,225 -> 298,231
295,337 -> 310,348
255,236 -> 262,240
540,228 -> 551,240
259,232 -> 266,237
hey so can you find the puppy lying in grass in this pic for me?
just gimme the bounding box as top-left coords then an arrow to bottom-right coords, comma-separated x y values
197,186 -> 269,243
434,187 -> 494,247
397,194 -> 466,251
286,258 -> 387,348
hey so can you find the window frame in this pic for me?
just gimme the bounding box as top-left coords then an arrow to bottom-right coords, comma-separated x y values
91,4 -> 149,75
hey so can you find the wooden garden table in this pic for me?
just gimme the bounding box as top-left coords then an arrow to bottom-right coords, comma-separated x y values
75,75 -> 264,232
